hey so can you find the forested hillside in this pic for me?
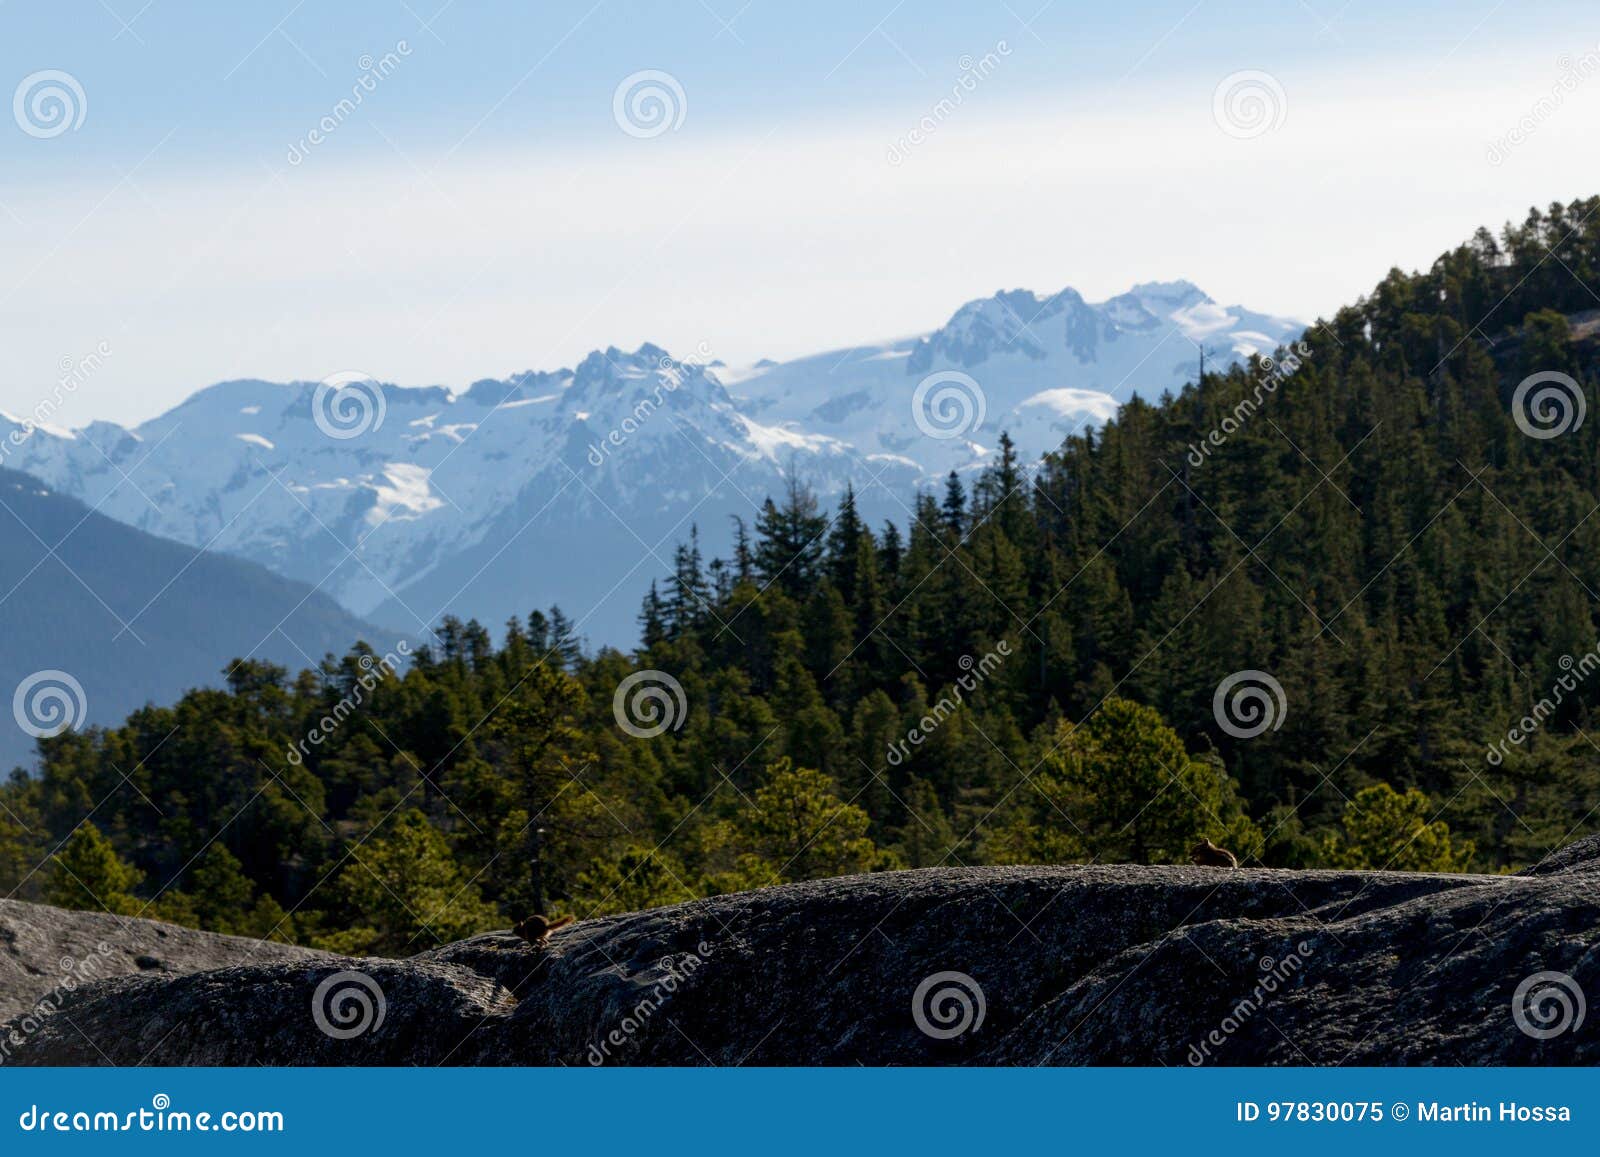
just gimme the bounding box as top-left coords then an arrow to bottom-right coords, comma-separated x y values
6,199 -> 1600,952
0,468 -> 386,770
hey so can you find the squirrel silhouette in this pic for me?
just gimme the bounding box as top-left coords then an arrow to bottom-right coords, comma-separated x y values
513,914 -> 574,946
1189,838 -> 1239,869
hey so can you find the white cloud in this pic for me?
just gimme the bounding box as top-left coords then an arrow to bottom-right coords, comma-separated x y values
2,40 -> 1596,426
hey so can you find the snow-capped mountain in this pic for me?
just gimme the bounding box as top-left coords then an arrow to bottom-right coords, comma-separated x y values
725,280 -> 1302,478
1,281 -> 1301,647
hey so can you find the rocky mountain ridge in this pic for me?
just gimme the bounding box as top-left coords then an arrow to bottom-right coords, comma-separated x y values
2,282 -> 1302,645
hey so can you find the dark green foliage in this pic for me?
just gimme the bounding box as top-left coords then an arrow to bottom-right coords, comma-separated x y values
985,697 -> 1262,865
1320,784 -> 1475,872
44,823 -> 142,916
316,809 -> 500,955
6,202 -> 1600,946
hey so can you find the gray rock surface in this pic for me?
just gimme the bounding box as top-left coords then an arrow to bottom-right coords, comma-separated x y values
4,847 -> 1598,1065
0,897 -> 323,1046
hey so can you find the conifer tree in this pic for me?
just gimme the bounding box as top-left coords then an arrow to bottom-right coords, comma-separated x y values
45,823 -> 143,916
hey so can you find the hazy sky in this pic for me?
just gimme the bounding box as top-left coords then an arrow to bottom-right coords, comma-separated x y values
3,0 -> 1598,425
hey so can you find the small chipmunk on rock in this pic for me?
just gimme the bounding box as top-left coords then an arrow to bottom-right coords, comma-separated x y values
1189,838 -> 1239,869
512,914 -> 574,946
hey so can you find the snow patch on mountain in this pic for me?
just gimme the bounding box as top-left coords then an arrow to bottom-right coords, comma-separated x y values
730,280 -> 1302,477
1020,389 -> 1123,420
0,279 -> 1302,643
370,463 -> 444,525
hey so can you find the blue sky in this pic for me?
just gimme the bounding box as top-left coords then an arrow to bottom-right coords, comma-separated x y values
7,1 -> 1583,170
3,0 -> 1597,423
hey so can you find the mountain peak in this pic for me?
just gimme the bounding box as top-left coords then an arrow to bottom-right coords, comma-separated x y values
909,286 -> 1087,370
3,279 -> 1302,648
1124,278 -> 1206,303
